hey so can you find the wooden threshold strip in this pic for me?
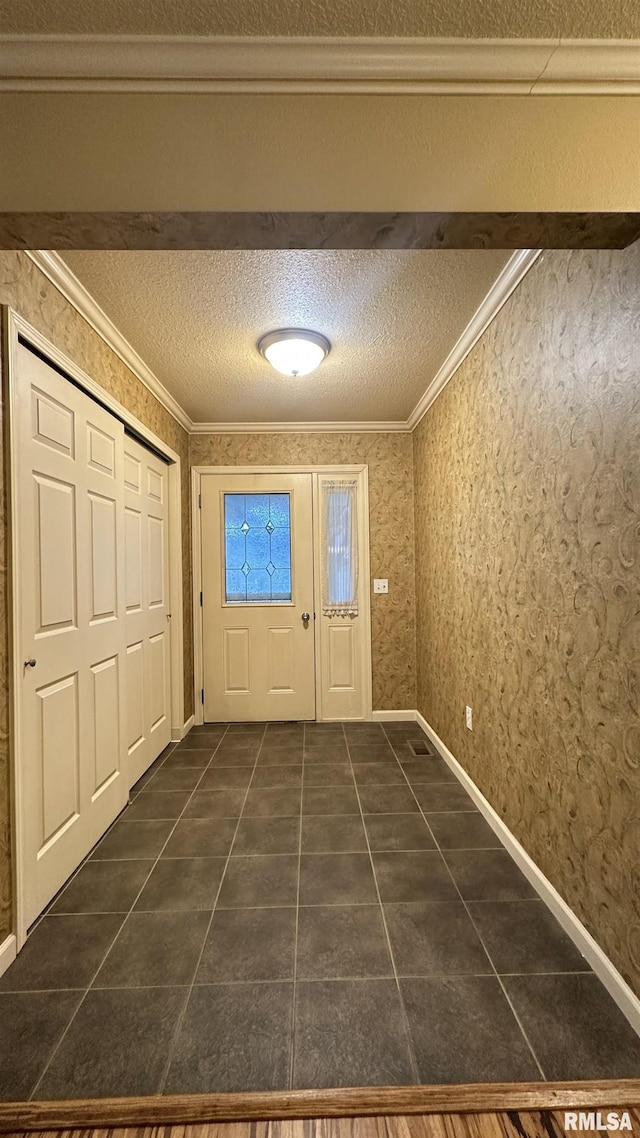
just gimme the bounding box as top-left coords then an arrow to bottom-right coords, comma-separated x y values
1,1080 -> 640,1132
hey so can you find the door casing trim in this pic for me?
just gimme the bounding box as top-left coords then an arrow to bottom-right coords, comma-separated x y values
2,307 -> 185,948
192,464 -> 373,724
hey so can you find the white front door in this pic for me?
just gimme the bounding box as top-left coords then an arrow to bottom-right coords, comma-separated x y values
16,344 -> 129,928
124,435 -> 172,786
201,472 -> 316,721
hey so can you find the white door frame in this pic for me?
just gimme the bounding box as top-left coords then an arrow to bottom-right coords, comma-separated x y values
192,464 -> 373,725
3,308 -> 185,948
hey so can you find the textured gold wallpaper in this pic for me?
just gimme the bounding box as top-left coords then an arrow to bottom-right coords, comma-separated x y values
413,245 -> 640,995
0,251 -> 194,941
190,432 -> 417,713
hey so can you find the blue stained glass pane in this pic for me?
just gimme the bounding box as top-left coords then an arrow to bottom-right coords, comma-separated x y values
224,491 -> 291,604
270,569 -> 291,600
270,527 -> 290,569
245,494 -> 269,529
225,494 -> 246,528
269,494 -> 290,528
246,569 -> 271,601
225,530 -> 245,569
226,570 -> 246,602
245,527 -> 270,567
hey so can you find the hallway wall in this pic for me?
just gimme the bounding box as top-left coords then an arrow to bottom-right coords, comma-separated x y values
413,245 -> 640,994
0,250 -> 194,941
190,432 -> 416,713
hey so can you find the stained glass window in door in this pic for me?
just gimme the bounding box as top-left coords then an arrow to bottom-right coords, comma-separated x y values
224,493 -> 292,603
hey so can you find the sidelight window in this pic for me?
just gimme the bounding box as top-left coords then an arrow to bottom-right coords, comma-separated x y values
321,479 -> 359,616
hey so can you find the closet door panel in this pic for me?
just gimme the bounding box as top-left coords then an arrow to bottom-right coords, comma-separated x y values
124,436 -> 172,785
18,344 -> 128,927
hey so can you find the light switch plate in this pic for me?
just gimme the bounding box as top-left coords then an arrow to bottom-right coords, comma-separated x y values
373,579 -> 389,594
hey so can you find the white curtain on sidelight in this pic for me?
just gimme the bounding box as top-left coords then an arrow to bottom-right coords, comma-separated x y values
321,479 -> 359,617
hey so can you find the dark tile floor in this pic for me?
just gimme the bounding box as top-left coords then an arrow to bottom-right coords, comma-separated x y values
2,720 -> 640,1100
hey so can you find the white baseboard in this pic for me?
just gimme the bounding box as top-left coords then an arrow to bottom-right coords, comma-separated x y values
416,710 -> 640,1038
0,934 -> 17,979
372,709 -> 417,722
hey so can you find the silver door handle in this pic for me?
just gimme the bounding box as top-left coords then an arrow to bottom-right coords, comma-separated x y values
301,612 -> 310,624
24,658 -> 36,668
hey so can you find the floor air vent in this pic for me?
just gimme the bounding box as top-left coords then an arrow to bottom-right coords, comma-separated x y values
408,739 -> 432,756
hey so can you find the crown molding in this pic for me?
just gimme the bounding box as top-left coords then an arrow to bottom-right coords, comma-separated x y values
26,250 -> 192,432
406,248 -> 542,431
2,35 -> 640,93
190,421 -> 409,434
26,247 -> 539,438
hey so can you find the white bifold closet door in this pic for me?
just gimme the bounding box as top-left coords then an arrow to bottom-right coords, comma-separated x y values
124,435 -> 172,785
16,345 -> 173,930
17,345 -> 130,929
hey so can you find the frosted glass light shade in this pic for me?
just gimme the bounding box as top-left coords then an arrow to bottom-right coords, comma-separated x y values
258,329 -> 331,377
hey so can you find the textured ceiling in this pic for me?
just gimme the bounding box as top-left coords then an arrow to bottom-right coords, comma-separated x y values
61,249 -> 511,424
4,0 -> 640,37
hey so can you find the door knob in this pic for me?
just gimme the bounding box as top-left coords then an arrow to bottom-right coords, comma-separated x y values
301,612 -> 310,624
24,658 -> 36,668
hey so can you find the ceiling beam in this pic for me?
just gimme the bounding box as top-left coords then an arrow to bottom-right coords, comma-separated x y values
5,213 -> 640,251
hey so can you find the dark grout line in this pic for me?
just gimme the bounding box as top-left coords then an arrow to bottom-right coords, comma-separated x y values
216,900 -> 385,909
0,987 -> 88,995
0,967 -> 596,997
17,895 -> 549,921
447,896 -> 544,904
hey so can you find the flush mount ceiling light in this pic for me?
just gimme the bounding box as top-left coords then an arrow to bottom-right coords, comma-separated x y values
258,328 -> 331,377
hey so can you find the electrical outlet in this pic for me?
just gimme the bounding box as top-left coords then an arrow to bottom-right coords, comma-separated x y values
465,705 -> 473,730
373,579 -> 389,594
